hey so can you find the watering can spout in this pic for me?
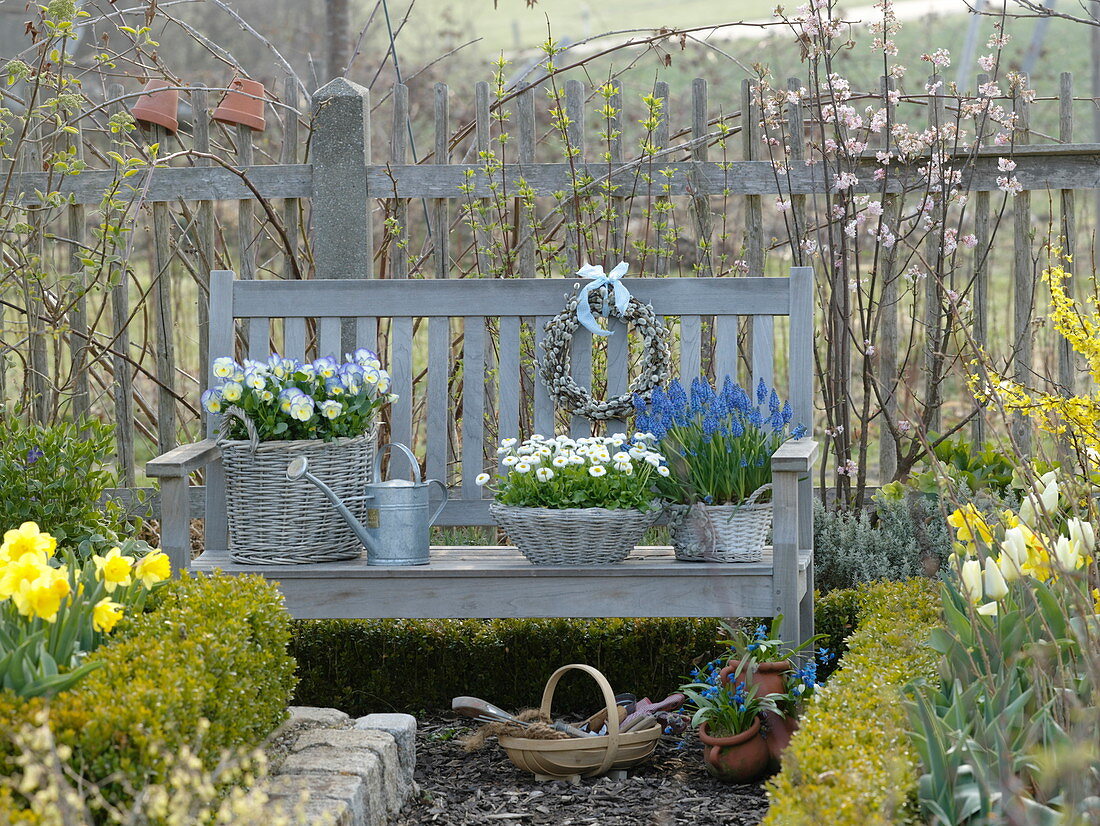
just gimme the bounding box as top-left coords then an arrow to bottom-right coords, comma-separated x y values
285,456 -> 379,555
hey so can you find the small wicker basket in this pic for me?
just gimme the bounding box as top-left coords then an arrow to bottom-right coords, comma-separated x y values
218,407 -> 378,564
498,664 -> 662,781
666,484 -> 773,563
489,502 -> 659,565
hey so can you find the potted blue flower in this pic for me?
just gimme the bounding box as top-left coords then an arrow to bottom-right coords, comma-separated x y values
634,376 -> 806,562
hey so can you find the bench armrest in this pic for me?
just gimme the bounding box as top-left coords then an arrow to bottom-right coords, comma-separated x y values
146,439 -> 221,478
771,438 -> 818,473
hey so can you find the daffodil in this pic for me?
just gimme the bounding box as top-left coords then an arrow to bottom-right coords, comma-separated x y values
948,504 -> 993,545
133,551 -> 171,588
0,522 -> 57,564
12,567 -> 70,622
0,556 -> 51,600
92,547 -> 133,593
92,597 -> 124,633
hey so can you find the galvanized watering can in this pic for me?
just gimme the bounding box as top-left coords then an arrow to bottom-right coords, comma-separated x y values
285,443 -> 447,566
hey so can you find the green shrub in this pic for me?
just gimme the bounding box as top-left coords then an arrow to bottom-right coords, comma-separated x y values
814,497 -> 951,593
764,579 -> 942,826
0,572 -> 296,809
290,594 -> 866,714
0,414 -> 133,552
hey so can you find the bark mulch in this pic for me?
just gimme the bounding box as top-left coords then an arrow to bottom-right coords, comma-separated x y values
394,715 -> 769,826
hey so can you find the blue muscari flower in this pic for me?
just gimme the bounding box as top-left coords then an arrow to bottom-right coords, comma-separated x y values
690,376 -> 707,415
755,456 -> 766,467
769,388 -> 781,415
740,457 -> 748,467
792,424 -> 808,439
704,495 -> 714,504
769,411 -> 785,432
749,408 -> 764,429
729,417 -> 744,438
633,394 -> 647,414
757,377 -> 768,404
781,400 -> 793,425
702,412 -> 720,437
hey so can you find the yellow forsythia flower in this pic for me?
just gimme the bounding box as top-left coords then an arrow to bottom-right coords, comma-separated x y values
0,522 -> 57,564
133,551 -> 171,588
92,547 -> 133,593
1093,588 -> 1100,613
12,567 -> 71,622
948,504 -> 993,545
92,597 -> 124,633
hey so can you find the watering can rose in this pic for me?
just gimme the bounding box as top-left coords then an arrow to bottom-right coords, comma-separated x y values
202,350 -> 397,443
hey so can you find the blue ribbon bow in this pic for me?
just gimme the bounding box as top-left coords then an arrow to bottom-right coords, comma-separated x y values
575,261 -> 631,337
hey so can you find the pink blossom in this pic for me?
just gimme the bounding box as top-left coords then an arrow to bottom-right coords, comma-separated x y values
898,420 -> 912,434
994,133 -> 1010,146
997,157 -> 1017,172
997,175 -> 1023,196
961,233 -> 977,248
833,171 -> 859,192
921,48 -> 951,69
978,54 -> 995,72
775,198 -> 791,213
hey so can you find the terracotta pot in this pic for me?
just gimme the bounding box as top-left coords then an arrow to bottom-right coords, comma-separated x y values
763,710 -> 799,768
698,719 -> 770,784
213,77 -> 266,131
720,659 -> 792,697
131,79 -> 179,133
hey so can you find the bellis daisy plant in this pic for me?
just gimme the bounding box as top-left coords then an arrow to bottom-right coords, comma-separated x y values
633,376 -> 806,506
201,350 -> 396,443
0,522 -> 171,698
479,433 -> 669,511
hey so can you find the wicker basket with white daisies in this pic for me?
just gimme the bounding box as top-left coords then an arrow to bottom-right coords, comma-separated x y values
200,350 -> 396,565
480,433 -> 670,565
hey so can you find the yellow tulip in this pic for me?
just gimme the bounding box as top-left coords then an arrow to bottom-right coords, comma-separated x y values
960,558 -> 983,603
948,504 -> 993,545
12,568 -> 71,623
134,551 -> 171,588
92,547 -> 133,593
92,597 -> 124,633
0,522 -> 56,564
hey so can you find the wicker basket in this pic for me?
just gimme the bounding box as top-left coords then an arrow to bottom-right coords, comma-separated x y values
489,502 -> 659,565
498,664 -> 662,781
666,484 -> 773,563
218,408 -> 378,564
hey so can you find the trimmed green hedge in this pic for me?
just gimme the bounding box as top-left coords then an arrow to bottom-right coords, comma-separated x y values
764,579 -> 942,826
0,573 -> 296,808
290,589 -> 863,714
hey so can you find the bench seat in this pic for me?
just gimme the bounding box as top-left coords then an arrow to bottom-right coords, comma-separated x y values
191,545 -> 812,620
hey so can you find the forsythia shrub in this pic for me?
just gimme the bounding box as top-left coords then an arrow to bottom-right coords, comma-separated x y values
0,572 -> 296,814
764,579 -> 942,826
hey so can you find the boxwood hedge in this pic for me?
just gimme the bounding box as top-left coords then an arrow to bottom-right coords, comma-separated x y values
0,572 -> 296,811
290,588 -> 864,714
764,578 -> 942,825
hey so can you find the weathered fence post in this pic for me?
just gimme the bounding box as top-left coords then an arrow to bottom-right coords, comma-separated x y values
1011,78 -> 1033,455
312,78 -> 372,280
1057,72 -> 1076,398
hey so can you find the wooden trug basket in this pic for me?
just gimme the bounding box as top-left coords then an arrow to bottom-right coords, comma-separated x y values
498,664 -> 662,782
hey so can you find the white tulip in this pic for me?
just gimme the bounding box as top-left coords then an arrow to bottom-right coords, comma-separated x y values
983,556 -> 1008,601
976,601 -> 999,616
1067,518 -> 1096,554
1052,535 -> 1082,571
960,558 -> 983,603
1001,527 -> 1028,567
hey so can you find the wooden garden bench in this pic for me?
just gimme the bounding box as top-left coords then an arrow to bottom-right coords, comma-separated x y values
147,267 -> 819,647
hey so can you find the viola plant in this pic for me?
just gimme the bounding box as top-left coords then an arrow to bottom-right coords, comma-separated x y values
0,522 -> 170,698
633,376 -> 805,506
479,433 -> 669,511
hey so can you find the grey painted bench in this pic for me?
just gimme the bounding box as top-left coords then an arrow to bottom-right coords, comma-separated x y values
147,268 -> 818,647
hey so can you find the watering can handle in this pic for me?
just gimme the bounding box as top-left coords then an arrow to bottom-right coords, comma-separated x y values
427,479 -> 449,525
374,442 -> 423,484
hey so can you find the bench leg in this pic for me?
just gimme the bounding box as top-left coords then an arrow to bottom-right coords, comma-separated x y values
772,470 -> 801,652
799,557 -> 815,663
160,475 -> 191,576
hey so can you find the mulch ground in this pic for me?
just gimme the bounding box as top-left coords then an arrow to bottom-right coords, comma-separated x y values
394,715 -> 769,826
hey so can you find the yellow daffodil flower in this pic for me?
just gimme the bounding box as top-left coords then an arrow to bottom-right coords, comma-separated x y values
948,504 -> 993,546
0,522 -> 57,564
92,547 -> 133,593
134,551 -> 171,588
12,567 -> 71,622
0,557 -> 50,600
92,597 -> 124,633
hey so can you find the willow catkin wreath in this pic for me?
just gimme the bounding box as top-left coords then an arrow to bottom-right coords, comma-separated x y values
538,286 -> 673,421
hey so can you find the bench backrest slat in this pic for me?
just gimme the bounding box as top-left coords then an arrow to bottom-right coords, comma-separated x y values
207,269 -> 814,526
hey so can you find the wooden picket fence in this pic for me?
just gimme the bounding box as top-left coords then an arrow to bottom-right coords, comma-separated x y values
3,71 -> 1099,497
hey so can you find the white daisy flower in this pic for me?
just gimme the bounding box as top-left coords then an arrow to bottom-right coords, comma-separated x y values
475,472 -> 491,486
502,455 -> 519,467
515,461 -> 532,474
552,456 -> 570,468
536,467 -> 554,482
657,465 -> 671,477
589,465 -> 607,477
501,438 -> 518,448
612,451 -> 631,463
614,462 -> 633,474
